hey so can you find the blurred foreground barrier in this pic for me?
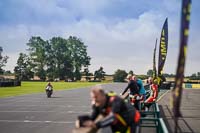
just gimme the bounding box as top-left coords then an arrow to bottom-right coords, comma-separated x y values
139,102 -> 168,133
139,118 -> 168,133
140,102 -> 160,118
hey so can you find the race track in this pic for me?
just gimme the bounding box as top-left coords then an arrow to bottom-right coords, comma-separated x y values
0,83 -> 126,133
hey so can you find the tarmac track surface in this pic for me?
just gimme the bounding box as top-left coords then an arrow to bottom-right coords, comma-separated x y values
0,83 -> 169,133
158,89 -> 200,133
0,83 -> 126,133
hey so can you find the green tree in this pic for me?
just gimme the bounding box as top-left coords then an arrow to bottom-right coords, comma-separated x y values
189,73 -> 198,80
94,67 -> 105,81
27,37 -> 48,81
49,37 -> 72,80
113,69 -> 127,82
147,69 -> 153,77
0,46 -> 9,74
67,36 -> 91,80
14,53 -> 34,80
82,67 -> 92,81
4,70 -> 12,75
197,72 -> 200,77
26,36 -> 91,81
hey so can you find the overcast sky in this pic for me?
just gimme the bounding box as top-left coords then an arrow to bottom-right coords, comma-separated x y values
0,0 -> 199,75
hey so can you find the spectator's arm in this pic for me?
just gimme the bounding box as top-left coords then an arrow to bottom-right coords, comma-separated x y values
122,83 -> 130,95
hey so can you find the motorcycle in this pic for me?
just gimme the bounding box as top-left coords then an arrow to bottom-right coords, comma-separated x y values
45,86 -> 53,98
120,92 -> 143,110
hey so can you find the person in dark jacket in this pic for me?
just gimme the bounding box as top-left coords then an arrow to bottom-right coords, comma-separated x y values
76,86 -> 140,133
121,75 -> 140,110
121,74 -> 139,96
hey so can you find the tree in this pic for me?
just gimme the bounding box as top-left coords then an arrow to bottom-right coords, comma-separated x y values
48,37 -> 72,80
189,73 -> 197,80
67,36 -> 91,80
113,69 -> 127,82
189,72 -> 200,80
82,67 -> 92,81
197,72 -> 200,77
94,67 -> 105,81
27,37 -> 48,81
14,53 -> 34,80
26,36 -> 91,81
46,36 -> 91,81
191,73 -> 196,77
0,46 -> 9,74
163,73 -> 175,77
4,70 -> 12,75
147,69 -> 153,77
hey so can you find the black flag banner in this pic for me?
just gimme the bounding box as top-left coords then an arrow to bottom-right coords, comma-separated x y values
157,18 -> 168,85
153,38 -> 157,80
172,0 -> 192,118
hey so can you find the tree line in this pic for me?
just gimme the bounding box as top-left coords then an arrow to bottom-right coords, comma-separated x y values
14,36 -> 91,81
1,40 -> 200,82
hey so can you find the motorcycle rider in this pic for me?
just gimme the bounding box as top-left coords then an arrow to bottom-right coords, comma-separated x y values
45,82 -> 53,97
76,86 -> 140,133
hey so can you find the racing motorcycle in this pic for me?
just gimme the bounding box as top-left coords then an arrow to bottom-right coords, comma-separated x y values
45,86 -> 53,98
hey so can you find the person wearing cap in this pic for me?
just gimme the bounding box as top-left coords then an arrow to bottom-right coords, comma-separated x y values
75,86 -> 140,133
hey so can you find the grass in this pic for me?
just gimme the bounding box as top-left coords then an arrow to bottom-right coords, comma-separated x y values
0,81 -> 103,98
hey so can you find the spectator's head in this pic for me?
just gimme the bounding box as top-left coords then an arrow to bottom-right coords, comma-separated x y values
90,86 -> 106,107
148,77 -> 153,84
132,75 -> 137,81
126,74 -> 132,81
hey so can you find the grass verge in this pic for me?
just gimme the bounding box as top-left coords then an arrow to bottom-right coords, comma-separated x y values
0,81 -> 102,98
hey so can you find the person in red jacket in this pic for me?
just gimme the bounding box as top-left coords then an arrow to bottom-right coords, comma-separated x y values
145,78 -> 158,103
76,86 -> 140,133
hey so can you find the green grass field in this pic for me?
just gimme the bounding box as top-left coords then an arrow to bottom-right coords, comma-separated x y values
0,81 -> 102,98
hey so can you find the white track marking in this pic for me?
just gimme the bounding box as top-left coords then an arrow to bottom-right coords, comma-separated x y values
0,120 -> 74,123
0,110 -> 90,113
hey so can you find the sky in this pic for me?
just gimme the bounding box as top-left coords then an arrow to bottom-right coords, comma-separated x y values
0,0 -> 199,76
